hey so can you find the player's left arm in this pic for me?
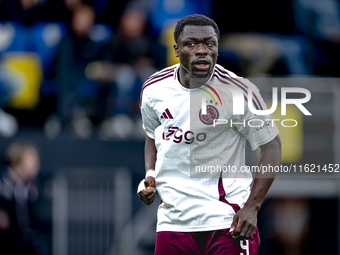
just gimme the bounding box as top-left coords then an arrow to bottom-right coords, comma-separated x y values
230,134 -> 281,239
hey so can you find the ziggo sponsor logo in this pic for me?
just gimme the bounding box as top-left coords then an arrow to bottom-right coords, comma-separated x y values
162,127 -> 206,144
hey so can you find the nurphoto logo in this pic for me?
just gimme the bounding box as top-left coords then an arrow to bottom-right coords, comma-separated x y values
200,85 -> 311,128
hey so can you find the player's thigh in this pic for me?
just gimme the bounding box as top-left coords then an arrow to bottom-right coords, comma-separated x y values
206,228 -> 260,255
155,231 -> 202,255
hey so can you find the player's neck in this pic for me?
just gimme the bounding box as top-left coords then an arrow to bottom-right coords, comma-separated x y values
178,66 -> 191,89
178,66 -> 210,89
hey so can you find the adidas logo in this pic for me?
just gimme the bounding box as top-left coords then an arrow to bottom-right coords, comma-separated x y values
161,108 -> 174,119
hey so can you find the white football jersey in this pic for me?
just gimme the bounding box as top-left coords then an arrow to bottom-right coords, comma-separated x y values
140,63 -> 279,232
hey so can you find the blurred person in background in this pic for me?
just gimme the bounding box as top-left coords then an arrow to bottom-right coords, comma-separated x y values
294,0 -> 340,77
87,8 -> 161,139
47,3 -> 104,139
0,0 -> 112,24
0,141 -> 48,255
36,0 -> 111,23
0,0 -> 40,25
0,64 -> 20,138
211,0 -> 310,77
35,0 -> 83,23
0,0 -> 86,24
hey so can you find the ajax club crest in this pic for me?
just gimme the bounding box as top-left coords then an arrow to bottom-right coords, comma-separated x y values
199,105 -> 219,125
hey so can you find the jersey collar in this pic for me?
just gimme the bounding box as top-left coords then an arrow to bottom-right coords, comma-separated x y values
174,64 -> 216,86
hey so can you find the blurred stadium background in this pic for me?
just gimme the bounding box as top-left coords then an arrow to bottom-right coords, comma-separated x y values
0,0 -> 339,254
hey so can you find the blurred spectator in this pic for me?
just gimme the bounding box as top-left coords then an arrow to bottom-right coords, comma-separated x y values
0,0 -> 42,25
35,0 -> 83,23
294,0 -> 340,76
211,0 -> 310,76
0,64 -> 20,137
36,0 -> 112,23
259,198 -> 311,255
0,141 -> 48,255
45,4 -> 104,139
87,8 -> 161,139
219,33 -> 309,77
143,0 -> 211,36
0,0 -> 109,24
211,0 -> 296,35
0,0 -> 85,24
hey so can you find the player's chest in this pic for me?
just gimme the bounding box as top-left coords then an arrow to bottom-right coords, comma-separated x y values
151,89 -> 232,131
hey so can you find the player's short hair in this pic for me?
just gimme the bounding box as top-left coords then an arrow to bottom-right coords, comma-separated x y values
174,14 -> 220,44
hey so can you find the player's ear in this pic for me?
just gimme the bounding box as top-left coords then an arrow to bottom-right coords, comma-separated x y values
174,44 -> 179,57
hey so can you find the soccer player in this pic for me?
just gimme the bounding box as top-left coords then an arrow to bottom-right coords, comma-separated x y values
138,14 -> 281,255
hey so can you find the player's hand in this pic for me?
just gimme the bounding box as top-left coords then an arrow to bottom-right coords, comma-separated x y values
138,176 -> 156,205
229,206 -> 257,240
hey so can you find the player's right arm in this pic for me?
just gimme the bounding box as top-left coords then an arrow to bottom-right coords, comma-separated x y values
138,80 -> 161,205
138,136 -> 157,205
